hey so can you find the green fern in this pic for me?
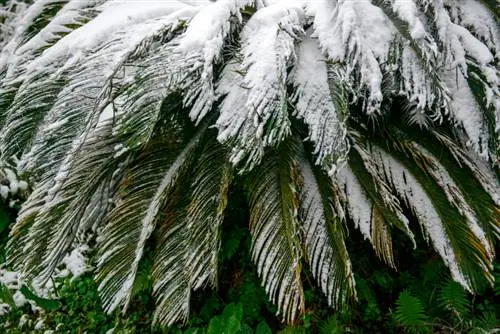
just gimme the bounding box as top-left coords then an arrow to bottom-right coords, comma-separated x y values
438,280 -> 470,318
394,290 -> 429,333
319,316 -> 345,334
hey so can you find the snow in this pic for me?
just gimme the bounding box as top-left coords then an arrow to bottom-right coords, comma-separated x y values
0,186 -> 8,200
0,269 -> 22,289
19,314 -> 29,328
0,303 -> 10,316
306,0 -> 395,114
13,290 -> 27,307
177,0 -> 252,122
25,0 -> 192,73
34,319 -> 44,330
215,1 -> 304,170
61,245 -> 89,279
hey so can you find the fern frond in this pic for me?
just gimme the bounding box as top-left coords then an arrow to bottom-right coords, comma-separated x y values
438,280 -> 470,318
394,290 -> 428,333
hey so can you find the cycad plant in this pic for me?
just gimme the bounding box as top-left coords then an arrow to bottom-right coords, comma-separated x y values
0,0 -> 498,327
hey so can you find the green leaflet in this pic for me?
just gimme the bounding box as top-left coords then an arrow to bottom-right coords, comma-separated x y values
19,285 -> 60,310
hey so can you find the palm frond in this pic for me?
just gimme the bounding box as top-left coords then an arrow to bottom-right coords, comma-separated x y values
215,1 -> 304,171
97,121 -> 204,314
290,34 -> 350,175
245,138 -> 304,323
297,147 -> 355,308
152,133 -> 232,326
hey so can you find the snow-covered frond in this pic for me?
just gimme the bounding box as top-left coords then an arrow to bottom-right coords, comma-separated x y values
350,141 -> 415,246
0,0 -> 69,74
1,1 -> 196,162
216,1 -> 304,170
97,125 -> 203,314
0,0 -> 29,51
432,131 -> 500,207
414,145 -> 494,262
153,137 -> 231,326
444,0 -> 500,59
0,0 -> 104,80
334,165 -> 372,243
430,0 -> 499,157
335,158 -> 395,268
334,159 -> 397,267
441,51 -> 495,160
370,145 -> 471,289
290,34 -> 349,175
177,0 -> 251,123
297,152 -> 355,308
246,139 -> 304,322
378,127 -> 498,288
0,1 -> 102,130
306,0 -> 395,114
6,116 -> 125,278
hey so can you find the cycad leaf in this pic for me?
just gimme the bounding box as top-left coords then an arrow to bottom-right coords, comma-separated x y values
152,135 -> 232,326
245,138 -> 304,323
215,2 -> 304,170
6,115 -> 123,279
96,124 -> 203,314
369,145 -> 470,288
290,34 -> 349,175
297,149 -> 355,308
377,127 -> 497,290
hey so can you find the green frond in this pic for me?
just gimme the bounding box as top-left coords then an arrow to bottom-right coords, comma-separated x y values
394,290 -> 428,334
438,280 -> 469,318
296,144 -> 356,308
346,144 -> 414,268
97,122 -> 204,315
152,132 -> 232,326
6,117 -> 124,279
374,126 -> 497,290
245,138 -> 305,323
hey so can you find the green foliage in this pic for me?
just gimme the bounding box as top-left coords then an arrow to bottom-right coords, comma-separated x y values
394,290 -> 428,333
207,303 -> 243,334
19,285 -> 60,310
438,280 -> 469,318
